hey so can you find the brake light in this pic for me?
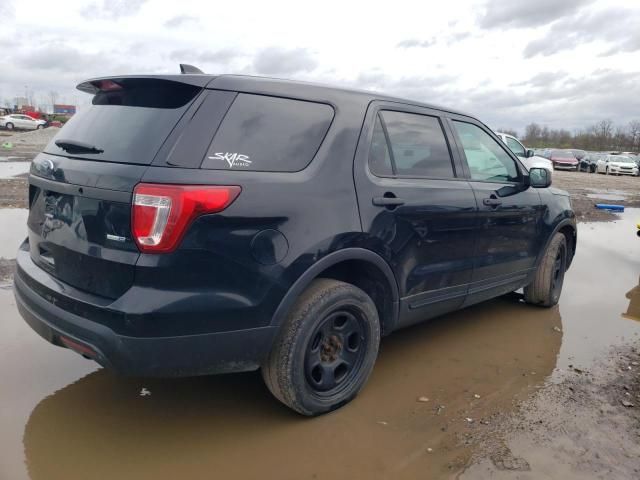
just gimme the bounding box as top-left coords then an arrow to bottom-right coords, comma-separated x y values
132,183 -> 241,253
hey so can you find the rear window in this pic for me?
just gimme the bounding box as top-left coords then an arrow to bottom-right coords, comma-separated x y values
201,94 -> 334,172
44,79 -> 201,165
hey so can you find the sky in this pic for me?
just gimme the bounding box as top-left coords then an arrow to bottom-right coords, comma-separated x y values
1,0 -> 639,135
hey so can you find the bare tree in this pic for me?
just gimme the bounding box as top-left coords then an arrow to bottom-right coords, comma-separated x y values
628,120 -> 640,151
49,91 -> 59,108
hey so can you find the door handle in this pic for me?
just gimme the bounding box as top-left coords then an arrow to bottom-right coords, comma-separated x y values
483,198 -> 502,207
372,196 -> 405,207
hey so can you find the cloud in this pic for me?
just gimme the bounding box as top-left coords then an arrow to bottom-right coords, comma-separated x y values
252,47 -> 317,75
513,71 -> 568,88
523,7 -> 640,58
397,38 -> 436,48
478,0 -> 593,29
0,0 -> 14,19
164,15 -> 198,28
169,48 -> 242,68
80,0 -> 148,20
17,45 -> 105,73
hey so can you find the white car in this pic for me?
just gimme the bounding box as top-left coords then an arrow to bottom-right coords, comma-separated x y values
495,132 -> 553,173
0,114 -> 47,131
596,155 -> 638,176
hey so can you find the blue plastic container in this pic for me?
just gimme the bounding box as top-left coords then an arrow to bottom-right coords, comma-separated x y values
595,203 -> 625,211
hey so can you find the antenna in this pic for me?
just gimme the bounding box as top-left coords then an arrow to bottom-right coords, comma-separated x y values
179,64 -> 204,74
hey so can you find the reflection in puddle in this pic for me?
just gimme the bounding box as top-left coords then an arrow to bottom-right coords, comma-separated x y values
623,277 -> 640,322
21,299 -> 562,480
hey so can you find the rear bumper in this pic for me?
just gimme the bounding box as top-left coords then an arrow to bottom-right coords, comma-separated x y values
14,249 -> 277,377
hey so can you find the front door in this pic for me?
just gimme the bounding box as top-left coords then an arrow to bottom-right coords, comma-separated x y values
448,118 -> 543,306
354,104 -> 478,328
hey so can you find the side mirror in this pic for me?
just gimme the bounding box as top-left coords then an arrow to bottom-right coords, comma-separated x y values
529,167 -> 551,188
525,149 -> 535,158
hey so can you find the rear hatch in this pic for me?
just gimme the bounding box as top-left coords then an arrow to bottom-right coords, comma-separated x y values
27,77 -> 206,299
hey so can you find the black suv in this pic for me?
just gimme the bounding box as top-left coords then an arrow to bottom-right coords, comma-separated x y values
15,71 -> 576,416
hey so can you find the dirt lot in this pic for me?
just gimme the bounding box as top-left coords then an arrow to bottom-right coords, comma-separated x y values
0,133 -> 639,479
552,169 -> 640,222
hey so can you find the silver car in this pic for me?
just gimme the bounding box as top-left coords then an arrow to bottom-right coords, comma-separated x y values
495,132 -> 553,172
0,114 -> 47,131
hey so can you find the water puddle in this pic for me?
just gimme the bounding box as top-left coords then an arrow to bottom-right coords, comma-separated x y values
0,210 -> 639,479
0,161 -> 31,179
0,208 -> 28,258
586,193 -> 627,201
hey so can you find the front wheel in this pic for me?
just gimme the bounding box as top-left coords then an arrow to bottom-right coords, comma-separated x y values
37,124 -> 44,130
524,233 -> 567,307
262,278 -> 380,416
5,122 -> 14,131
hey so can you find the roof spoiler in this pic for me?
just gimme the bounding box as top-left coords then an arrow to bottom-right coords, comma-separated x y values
179,64 -> 204,74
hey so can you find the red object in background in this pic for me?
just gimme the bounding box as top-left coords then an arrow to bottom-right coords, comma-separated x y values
24,111 -> 42,119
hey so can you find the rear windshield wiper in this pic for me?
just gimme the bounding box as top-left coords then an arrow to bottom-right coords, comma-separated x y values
55,139 -> 104,154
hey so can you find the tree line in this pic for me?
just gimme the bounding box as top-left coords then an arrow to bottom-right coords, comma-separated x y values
500,120 -> 640,152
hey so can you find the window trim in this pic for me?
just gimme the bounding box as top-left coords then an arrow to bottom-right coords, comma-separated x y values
367,108 -> 458,181
449,118 -> 524,185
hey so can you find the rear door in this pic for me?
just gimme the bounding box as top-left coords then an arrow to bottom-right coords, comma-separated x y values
447,117 -> 543,305
354,102 -> 478,327
27,77 -> 206,299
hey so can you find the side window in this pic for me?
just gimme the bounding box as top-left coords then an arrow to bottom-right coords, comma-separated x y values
453,121 -> 519,183
368,115 -> 393,176
505,136 -> 526,157
369,110 -> 454,178
202,94 -> 334,172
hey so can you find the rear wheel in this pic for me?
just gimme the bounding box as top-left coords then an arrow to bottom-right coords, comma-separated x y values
524,233 -> 567,307
262,278 -> 380,416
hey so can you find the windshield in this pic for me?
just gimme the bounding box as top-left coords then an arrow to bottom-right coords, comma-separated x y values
612,156 -> 634,163
551,150 -> 574,159
44,79 -> 201,165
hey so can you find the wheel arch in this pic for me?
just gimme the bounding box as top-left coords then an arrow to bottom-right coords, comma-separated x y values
271,248 -> 400,336
539,220 -> 577,270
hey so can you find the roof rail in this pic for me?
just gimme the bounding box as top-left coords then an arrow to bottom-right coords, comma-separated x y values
179,64 -> 204,74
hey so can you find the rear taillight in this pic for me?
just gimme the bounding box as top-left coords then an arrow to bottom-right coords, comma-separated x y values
132,183 -> 241,253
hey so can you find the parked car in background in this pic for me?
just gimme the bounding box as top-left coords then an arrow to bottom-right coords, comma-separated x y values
495,132 -> 553,172
14,71 -> 576,416
596,155 -> 639,176
548,149 -> 579,171
0,114 -> 47,131
569,149 -> 586,161
579,153 -> 602,173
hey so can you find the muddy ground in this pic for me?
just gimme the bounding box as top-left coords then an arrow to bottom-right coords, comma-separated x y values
0,131 -> 639,479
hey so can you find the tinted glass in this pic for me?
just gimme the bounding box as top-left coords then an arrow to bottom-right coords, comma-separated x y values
505,136 -> 526,157
203,94 -> 334,172
369,115 -> 393,176
44,79 -> 201,165
453,121 -> 519,183
379,110 -> 454,178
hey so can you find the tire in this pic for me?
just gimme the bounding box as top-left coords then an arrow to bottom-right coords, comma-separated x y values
262,278 -> 380,416
37,124 -> 44,130
5,122 -> 14,131
606,167 -> 609,175
524,233 -> 567,307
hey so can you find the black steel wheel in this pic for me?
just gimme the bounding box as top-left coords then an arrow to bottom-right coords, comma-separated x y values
524,233 -> 568,307
304,309 -> 368,395
262,278 -> 380,416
